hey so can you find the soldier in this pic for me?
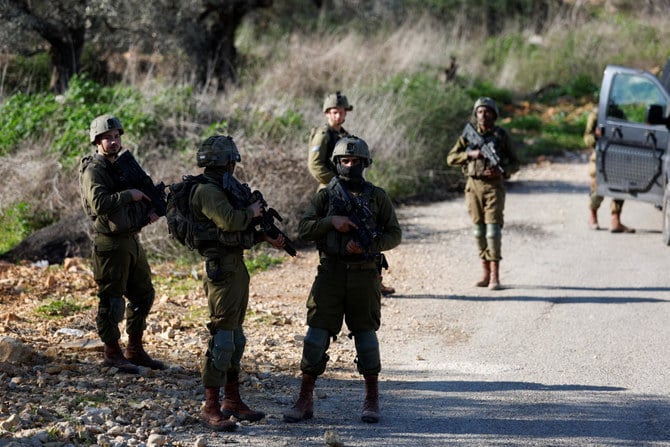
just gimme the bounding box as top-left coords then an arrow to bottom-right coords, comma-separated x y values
308,91 -> 353,190
79,114 -> 166,374
308,91 -> 396,296
190,135 -> 286,432
447,98 -> 520,290
585,107 -> 635,233
284,136 -> 402,424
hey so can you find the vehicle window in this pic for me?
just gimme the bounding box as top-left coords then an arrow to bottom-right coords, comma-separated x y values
607,73 -> 667,124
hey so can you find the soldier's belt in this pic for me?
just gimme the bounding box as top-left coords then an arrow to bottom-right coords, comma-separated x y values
320,256 -> 377,270
96,231 -> 139,239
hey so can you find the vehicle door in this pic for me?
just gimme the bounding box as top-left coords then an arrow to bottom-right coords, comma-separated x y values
596,65 -> 670,207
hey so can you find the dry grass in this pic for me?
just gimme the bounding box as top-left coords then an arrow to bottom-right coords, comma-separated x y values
4,8 -> 670,257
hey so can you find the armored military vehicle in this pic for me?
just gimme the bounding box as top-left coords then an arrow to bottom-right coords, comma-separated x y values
595,58 -> 670,244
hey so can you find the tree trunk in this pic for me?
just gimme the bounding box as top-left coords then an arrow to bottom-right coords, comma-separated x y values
47,30 -> 85,93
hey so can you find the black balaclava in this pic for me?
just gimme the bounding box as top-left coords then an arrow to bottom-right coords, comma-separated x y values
204,162 -> 235,179
336,159 -> 365,191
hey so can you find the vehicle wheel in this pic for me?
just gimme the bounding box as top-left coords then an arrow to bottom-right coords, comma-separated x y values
663,185 -> 670,246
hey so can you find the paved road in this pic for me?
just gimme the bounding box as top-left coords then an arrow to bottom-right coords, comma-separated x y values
202,161 -> 669,447
375,161 -> 670,447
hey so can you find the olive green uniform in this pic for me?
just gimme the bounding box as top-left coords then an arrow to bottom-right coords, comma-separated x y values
585,109 -> 624,213
191,172 -> 261,388
308,124 -> 350,189
297,178 -> 401,376
79,153 -> 155,343
447,124 -> 519,261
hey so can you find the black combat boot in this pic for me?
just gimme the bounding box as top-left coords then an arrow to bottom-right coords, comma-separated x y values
283,373 -> 317,422
221,371 -> 265,422
202,387 -> 238,432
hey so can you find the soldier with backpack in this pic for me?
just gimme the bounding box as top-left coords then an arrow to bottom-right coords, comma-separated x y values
79,114 -> 166,374
188,135 -> 286,432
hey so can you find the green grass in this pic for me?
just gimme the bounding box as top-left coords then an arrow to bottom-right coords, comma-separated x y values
35,298 -> 89,319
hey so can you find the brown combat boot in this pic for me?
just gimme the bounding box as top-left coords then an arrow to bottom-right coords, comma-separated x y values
221,371 -> 265,422
610,212 -> 635,233
488,261 -> 501,290
202,387 -> 238,432
361,374 -> 380,423
125,333 -> 166,370
588,208 -> 599,230
103,340 -> 140,374
378,275 -> 396,296
476,260 -> 491,287
283,373 -> 316,422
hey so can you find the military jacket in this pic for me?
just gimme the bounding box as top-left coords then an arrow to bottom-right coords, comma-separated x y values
79,153 -> 149,234
307,124 -> 350,187
298,178 -> 401,260
447,124 -> 520,180
190,173 -> 257,257
583,109 -> 598,149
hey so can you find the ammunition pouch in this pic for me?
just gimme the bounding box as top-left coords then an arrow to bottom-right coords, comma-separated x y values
217,228 -> 255,249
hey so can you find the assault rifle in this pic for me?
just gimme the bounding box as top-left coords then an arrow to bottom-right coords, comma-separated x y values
330,179 -> 379,251
114,150 -> 167,216
461,122 -> 505,174
222,172 -> 297,257
330,180 -> 389,272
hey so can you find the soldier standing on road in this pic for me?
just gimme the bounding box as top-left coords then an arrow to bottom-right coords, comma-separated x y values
190,135 -> 286,432
447,97 -> 520,290
284,136 -> 402,424
585,107 -> 635,233
308,91 -> 396,296
79,114 -> 166,374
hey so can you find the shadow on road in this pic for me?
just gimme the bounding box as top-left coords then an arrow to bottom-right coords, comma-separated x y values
271,376 -> 670,446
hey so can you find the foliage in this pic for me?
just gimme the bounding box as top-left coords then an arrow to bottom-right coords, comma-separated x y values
0,202 -> 56,254
245,251 -> 284,275
0,75 -> 158,162
35,297 -> 88,318
370,72 -> 472,197
0,202 -> 31,253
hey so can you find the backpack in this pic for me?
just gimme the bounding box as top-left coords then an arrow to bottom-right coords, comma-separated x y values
165,174 -> 215,250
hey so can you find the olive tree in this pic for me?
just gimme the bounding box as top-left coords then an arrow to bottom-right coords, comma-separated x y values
0,0 -> 274,92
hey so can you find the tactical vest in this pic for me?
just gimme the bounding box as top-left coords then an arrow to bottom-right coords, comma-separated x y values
192,180 -> 256,255
317,178 -> 378,258
79,154 -> 149,234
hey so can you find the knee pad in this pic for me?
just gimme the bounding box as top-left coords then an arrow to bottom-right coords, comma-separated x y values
99,296 -> 125,324
129,291 -> 154,317
486,223 -> 501,238
230,327 -> 246,370
473,224 -> 485,238
486,224 -> 502,261
354,330 -> 381,375
301,327 -> 330,376
211,329 -> 235,372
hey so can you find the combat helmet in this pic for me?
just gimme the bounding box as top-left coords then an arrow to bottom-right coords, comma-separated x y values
331,136 -> 371,167
89,114 -> 124,145
323,91 -> 353,113
197,135 -> 241,167
472,97 -> 499,119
